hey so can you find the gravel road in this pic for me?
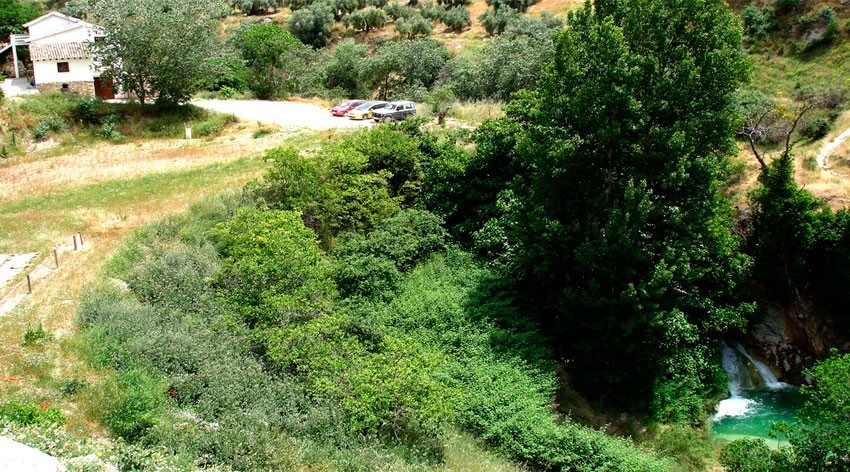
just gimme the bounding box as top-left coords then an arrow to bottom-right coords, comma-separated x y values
193,99 -> 375,130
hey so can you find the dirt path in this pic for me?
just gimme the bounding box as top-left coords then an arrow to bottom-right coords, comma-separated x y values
816,125 -> 850,171
193,99 -> 376,130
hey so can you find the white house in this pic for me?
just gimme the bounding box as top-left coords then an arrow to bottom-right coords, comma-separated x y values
1,12 -> 112,98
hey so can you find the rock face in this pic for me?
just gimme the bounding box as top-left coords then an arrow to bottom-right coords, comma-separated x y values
0,436 -> 67,472
749,300 -> 850,385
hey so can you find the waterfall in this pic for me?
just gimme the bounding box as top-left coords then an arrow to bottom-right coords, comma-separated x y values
730,341 -> 791,391
715,341 -> 791,420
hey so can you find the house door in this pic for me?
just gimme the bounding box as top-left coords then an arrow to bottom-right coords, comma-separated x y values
94,77 -> 114,99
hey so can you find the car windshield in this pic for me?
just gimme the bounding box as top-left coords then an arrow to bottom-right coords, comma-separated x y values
383,104 -> 397,110
337,101 -> 352,107
355,103 -> 372,110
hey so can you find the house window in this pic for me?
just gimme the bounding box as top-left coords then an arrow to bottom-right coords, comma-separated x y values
57,62 -> 70,73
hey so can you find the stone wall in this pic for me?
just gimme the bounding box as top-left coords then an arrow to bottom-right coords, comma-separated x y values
37,81 -> 95,96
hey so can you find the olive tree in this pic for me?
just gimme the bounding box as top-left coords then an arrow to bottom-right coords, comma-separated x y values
92,0 -> 228,105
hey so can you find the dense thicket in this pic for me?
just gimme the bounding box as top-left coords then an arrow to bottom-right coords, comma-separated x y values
75,124 -> 669,470
427,0 -> 754,421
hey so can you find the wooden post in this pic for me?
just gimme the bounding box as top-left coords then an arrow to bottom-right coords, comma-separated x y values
53,248 -> 59,268
26,274 -> 32,294
78,232 -> 83,246
73,234 -> 78,250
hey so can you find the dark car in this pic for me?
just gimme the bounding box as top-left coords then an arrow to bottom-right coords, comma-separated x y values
372,101 -> 417,122
330,99 -> 365,116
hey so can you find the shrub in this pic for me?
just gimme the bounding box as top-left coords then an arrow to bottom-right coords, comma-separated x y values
383,1 -> 415,20
287,2 -> 334,48
719,438 -> 785,472
22,323 -> 49,346
419,1 -> 445,21
0,402 -> 65,426
801,115 -> 831,140
442,6 -> 470,32
251,144 -> 401,245
479,7 -> 518,36
343,6 -> 388,32
395,14 -> 433,38
32,114 -> 65,141
87,368 -> 166,441
211,207 -> 336,326
742,6 -> 776,41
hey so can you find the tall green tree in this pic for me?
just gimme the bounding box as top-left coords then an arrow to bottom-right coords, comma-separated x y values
92,0 -> 228,105
232,22 -> 315,99
467,0 -> 752,420
0,0 -> 39,38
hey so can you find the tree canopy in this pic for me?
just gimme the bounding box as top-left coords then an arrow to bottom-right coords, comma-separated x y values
0,0 -> 39,38
92,0 -> 228,105
447,0 -> 753,420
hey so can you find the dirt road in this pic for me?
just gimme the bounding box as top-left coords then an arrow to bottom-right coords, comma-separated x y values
193,99 -> 376,130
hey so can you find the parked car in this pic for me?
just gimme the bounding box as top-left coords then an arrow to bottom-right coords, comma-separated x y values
372,101 -> 417,122
346,101 -> 388,120
330,99 -> 365,116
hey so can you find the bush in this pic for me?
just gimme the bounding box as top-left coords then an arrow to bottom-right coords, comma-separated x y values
192,113 -> 237,137
85,367 -> 167,441
22,323 -> 49,346
395,14 -> 433,38
442,6 -> 471,32
0,402 -> 65,426
343,6 -> 388,32
287,2 -> 334,48
801,115 -> 831,140
479,7 -> 518,36
742,6 -> 776,41
383,1 -> 415,20
251,144 -> 401,245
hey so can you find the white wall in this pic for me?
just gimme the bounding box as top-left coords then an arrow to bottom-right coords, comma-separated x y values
27,16 -> 77,41
34,58 -> 94,84
42,27 -> 94,43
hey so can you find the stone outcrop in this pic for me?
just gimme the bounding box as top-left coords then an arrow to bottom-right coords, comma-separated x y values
748,299 -> 850,385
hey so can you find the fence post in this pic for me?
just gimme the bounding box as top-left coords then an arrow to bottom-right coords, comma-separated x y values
26,274 -> 32,294
53,248 -> 59,268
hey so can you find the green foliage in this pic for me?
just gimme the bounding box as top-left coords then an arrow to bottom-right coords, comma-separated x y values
383,1 -> 416,20
750,154 -> 823,304
484,0 -> 536,13
790,351 -> 850,469
0,402 -> 65,426
0,0 -> 40,38
364,38 -> 449,99
452,13 -> 560,100
233,0 -> 284,14
232,22 -> 320,99
192,113 -> 237,137
478,6 -> 518,36
800,114 -> 831,140
720,438 -> 779,472
742,5 -> 778,42
349,124 -> 424,200
436,0 -> 469,9
442,6 -> 471,32
453,0 -> 753,421
333,209 -> 446,298
61,0 -> 90,17
211,207 -> 336,327
395,14 -> 434,38
323,38 -> 368,96
86,368 -> 167,441
419,1 -> 445,21
343,6 -> 388,32
92,0 -> 228,105
287,1 -> 335,48
22,323 -> 49,346
251,143 -> 401,245
327,0 -> 363,21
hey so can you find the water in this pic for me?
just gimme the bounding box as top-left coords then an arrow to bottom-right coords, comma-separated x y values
712,343 -> 805,445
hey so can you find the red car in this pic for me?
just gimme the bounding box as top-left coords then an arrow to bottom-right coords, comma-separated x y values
330,100 -> 365,116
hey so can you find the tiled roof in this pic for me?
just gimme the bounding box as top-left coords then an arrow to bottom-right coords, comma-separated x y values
30,42 -> 91,61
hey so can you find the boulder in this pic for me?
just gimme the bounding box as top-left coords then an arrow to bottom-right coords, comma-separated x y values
0,436 -> 67,472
